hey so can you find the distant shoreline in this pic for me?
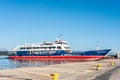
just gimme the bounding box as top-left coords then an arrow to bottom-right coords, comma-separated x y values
0,51 -> 9,55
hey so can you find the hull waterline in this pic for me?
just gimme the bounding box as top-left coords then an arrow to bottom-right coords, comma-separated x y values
9,56 -> 105,61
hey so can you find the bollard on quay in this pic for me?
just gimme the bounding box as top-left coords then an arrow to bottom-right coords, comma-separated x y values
50,73 -> 60,80
111,62 -> 115,67
97,64 -> 102,70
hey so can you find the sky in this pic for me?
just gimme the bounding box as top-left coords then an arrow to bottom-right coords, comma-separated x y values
0,0 -> 120,52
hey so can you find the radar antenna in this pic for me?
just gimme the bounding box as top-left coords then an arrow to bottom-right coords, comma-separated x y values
59,34 -> 62,40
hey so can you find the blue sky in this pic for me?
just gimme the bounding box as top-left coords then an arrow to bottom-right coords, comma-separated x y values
0,0 -> 120,52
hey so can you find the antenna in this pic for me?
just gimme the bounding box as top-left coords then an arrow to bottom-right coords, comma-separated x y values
96,41 -> 100,50
59,34 -> 62,40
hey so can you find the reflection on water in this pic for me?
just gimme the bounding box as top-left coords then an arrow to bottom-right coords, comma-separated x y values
0,56 -> 83,70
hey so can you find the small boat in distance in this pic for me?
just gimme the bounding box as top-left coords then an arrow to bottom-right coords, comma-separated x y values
8,39 -> 111,61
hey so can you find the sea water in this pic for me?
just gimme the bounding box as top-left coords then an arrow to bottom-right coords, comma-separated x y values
0,56 -> 81,70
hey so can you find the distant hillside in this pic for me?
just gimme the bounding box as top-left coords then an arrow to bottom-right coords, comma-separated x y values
0,51 -> 9,55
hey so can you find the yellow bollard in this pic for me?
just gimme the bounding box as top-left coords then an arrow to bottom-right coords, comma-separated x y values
50,73 -> 60,80
97,64 -> 102,70
111,62 -> 115,67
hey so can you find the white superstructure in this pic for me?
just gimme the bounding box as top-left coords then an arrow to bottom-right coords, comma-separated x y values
13,40 -> 71,52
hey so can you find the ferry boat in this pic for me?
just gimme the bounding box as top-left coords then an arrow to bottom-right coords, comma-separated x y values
8,39 -> 111,61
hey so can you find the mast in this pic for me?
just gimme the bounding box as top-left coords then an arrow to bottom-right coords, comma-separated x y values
59,34 -> 62,40
96,41 -> 100,50
59,34 -> 62,46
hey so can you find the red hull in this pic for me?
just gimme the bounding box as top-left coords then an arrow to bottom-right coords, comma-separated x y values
9,56 -> 105,61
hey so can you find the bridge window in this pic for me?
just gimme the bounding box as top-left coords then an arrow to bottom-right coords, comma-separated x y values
57,46 -> 62,49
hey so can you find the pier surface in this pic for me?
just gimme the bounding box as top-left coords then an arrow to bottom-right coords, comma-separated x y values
0,59 -> 120,80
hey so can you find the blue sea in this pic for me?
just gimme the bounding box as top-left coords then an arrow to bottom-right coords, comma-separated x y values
0,56 -> 81,70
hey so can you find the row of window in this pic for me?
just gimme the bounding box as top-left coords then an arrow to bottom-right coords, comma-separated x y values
19,46 -> 62,50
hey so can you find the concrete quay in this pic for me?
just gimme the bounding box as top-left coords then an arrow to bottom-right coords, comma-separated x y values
0,59 -> 120,80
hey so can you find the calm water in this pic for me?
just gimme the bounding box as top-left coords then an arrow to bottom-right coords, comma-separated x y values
0,56 -> 82,70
